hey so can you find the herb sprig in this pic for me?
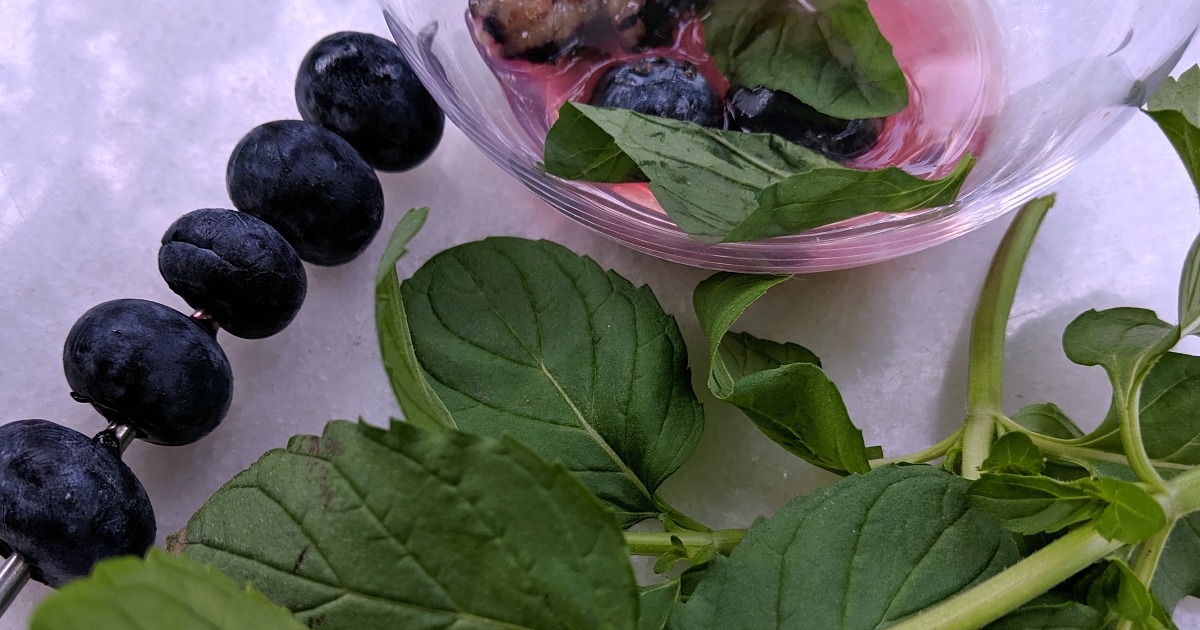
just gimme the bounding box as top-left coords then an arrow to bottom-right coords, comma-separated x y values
31,67 -> 1200,630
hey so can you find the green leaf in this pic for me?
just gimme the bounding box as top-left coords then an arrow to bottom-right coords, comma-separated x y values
178,421 -> 638,629
702,0 -> 907,119
968,474 -> 1105,535
653,536 -> 691,574
1073,352 -> 1200,466
1089,477 -> 1167,544
375,208 -> 456,431
1153,513 -> 1200,613
638,581 -> 679,630
968,474 -> 1165,544
1083,559 -> 1154,623
1012,403 -> 1085,440
1145,65 -> 1200,201
983,600 -> 1105,630
669,465 -> 1020,629
1062,308 -> 1179,403
724,156 -> 976,242
30,549 -> 306,630
400,237 -> 704,527
1179,234 -> 1200,336
693,272 -> 873,474
981,432 -> 1046,475
543,103 -> 975,243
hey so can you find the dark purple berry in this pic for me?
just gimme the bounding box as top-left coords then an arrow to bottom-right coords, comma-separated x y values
296,32 -> 445,173
159,209 -> 307,339
226,120 -> 384,266
63,299 -> 234,446
0,420 -> 155,587
727,86 -> 884,161
589,57 -> 722,127
640,0 -> 708,47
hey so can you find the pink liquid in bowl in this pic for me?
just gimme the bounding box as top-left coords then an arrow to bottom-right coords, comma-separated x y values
469,0 -> 1003,223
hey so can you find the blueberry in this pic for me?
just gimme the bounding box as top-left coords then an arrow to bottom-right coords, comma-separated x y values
159,209 -> 307,339
589,57 -> 722,127
0,420 -> 155,587
226,120 -> 384,266
63,299 -> 234,446
640,0 -> 708,47
296,32 -> 445,173
727,86 -> 884,161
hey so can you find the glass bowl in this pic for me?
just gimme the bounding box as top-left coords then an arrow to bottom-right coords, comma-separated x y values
378,0 -> 1200,273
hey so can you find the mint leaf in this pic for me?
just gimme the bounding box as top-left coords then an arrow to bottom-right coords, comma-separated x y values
375,208 -> 455,431
968,474 -> 1104,535
670,466 -> 1019,629
30,549 -> 305,630
179,421 -> 638,629
638,581 -> 679,630
981,432 -> 1046,476
1145,65 -> 1200,198
1062,308 -> 1179,404
1153,513 -> 1200,613
693,272 -> 873,474
543,103 -> 975,243
984,600 -> 1105,630
702,0 -> 907,119
1011,403 -> 1085,440
400,237 -> 704,526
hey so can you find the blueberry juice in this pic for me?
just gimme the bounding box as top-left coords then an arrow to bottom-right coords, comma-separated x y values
468,0 -> 1002,221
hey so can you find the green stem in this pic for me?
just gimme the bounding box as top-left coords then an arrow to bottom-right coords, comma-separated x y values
889,526 -> 1123,630
895,466 -> 1200,630
870,428 -> 963,468
961,412 -> 997,480
1119,363 -> 1171,491
962,196 -> 1056,479
624,530 -> 747,557
1115,518 -> 1177,630
655,496 -> 712,533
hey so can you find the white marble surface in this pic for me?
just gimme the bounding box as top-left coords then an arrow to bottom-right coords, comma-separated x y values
2,0 -> 1200,627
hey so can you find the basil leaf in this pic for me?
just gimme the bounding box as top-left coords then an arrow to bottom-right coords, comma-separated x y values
1145,65 -> 1200,198
702,0 -> 907,119
725,154 -> 975,242
375,208 -> 455,431
30,549 -> 306,630
1179,234 -> 1200,337
670,465 -> 1018,629
1011,403 -> 1085,440
984,600 -> 1105,630
1153,513 -> 1200,613
178,421 -> 638,629
1073,353 -> 1200,466
1088,478 -> 1167,544
1062,308 -> 1179,404
980,432 -> 1046,476
1082,559 -> 1155,624
694,272 -> 873,474
401,238 -> 705,527
638,581 -> 679,630
967,474 -> 1105,535
543,103 -> 975,243
968,474 -> 1165,544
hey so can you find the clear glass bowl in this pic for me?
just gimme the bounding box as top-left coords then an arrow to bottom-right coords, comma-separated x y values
379,0 -> 1200,273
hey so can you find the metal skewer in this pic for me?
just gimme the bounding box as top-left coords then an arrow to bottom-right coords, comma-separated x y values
0,422 -> 137,617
